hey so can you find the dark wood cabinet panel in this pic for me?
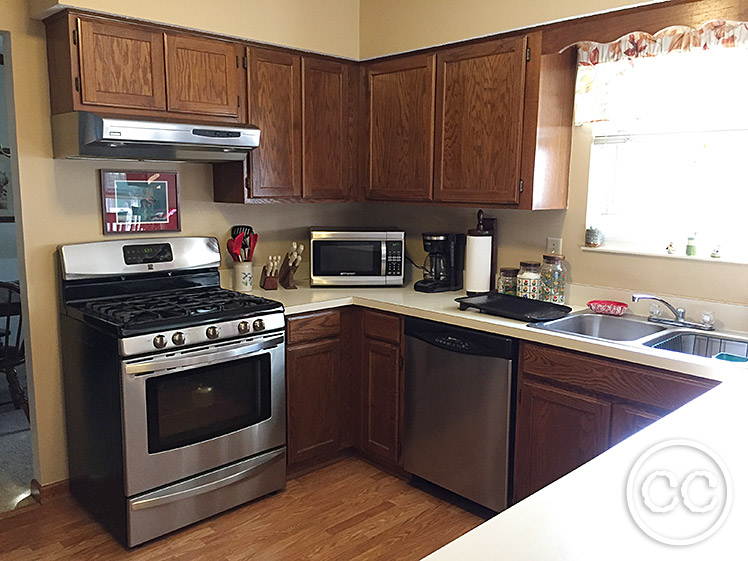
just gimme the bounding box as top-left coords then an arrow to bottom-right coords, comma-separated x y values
514,380 -> 611,501
165,34 -> 242,118
77,18 -> 166,111
248,47 -> 302,198
361,336 -> 402,465
287,310 -> 342,346
609,403 -> 662,447
286,339 -> 341,466
302,58 -> 351,199
434,36 -> 527,204
366,54 -> 435,201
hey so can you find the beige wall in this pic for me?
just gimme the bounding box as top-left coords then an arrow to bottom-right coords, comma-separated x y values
359,0 -> 650,58
5,0 -> 746,488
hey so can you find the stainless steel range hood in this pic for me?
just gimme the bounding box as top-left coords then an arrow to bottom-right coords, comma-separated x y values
51,111 -> 260,162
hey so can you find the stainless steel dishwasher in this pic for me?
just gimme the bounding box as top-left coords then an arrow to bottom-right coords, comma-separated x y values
403,317 -> 516,512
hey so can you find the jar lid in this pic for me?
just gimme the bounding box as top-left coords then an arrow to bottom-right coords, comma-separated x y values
499,267 -> 519,275
519,261 -> 541,267
542,254 -> 564,261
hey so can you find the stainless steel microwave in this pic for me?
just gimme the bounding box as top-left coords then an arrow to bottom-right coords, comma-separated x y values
310,229 -> 405,287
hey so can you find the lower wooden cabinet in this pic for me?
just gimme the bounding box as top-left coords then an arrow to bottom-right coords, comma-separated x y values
514,379 -> 611,500
286,338 -> 341,465
513,342 -> 719,502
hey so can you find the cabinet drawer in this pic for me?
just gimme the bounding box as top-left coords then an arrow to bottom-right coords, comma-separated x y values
363,310 -> 401,344
520,342 -> 718,411
287,310 -> 341,346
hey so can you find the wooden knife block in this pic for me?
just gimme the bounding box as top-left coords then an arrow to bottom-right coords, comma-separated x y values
278,253 -> 298,289
259,266 -> 278,290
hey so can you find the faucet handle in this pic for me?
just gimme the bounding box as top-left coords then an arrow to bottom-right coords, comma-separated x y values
648,303 -> 661,318
701,311 -> 715,327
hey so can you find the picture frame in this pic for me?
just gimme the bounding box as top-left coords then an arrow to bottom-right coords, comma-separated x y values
100,170 -> 180,235
0,153 -> 13,222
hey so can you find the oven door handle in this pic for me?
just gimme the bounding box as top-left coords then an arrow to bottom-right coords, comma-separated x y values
124,335 -> 284,377
129,448 -> 285,511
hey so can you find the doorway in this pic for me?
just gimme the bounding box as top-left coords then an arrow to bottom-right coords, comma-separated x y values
0,32 -> 33,514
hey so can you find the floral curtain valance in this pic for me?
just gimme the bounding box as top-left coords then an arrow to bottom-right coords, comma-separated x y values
571,20 -> 748,129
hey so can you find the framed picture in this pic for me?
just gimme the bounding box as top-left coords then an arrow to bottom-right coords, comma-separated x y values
0,153 -> 13,222
100,170 -> 180,235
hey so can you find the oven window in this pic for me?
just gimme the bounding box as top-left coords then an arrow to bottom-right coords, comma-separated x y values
145,354 -> 271,453
313,241 -> 381,276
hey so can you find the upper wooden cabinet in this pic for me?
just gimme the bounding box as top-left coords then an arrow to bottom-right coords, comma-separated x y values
366,55 -> 435,202
248,47 -> 302,198
77,18 -> 166,111
434,36 -> 527,205
364,32 -> 575,209
44,12 -> 246,124
165,34 -> 244,119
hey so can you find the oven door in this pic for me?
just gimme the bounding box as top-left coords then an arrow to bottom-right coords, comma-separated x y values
121,332 -> 285,496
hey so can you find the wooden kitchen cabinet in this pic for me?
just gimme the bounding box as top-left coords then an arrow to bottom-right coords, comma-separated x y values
513,341 -> 719,501
286,310 -> 343,471
360,310 -> 404,469
514,379 -> 611,500
365,54 -> 436,201
44,12 -> 246,123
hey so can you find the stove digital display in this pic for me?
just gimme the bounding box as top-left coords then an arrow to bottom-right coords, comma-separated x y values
123,243 -> 174,265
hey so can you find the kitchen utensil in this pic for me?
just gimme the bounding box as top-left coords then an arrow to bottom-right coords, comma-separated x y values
587,300 -> 628,316
232,232 -> 245,262
456,293 -> 572,322
231,225 -> 253,247
226,239 -> 239,262
248,233 -> 258,262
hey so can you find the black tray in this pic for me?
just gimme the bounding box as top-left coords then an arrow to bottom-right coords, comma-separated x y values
455,293 -> 571,322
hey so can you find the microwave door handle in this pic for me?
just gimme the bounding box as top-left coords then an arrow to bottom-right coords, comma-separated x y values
124,335 -> 284,377
381,241 -> 387,276
129,448 -> 285,511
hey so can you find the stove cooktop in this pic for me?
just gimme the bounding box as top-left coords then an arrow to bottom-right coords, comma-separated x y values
68,287 -> 283,336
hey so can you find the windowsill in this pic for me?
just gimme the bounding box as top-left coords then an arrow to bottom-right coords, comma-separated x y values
580,245 -> 748,265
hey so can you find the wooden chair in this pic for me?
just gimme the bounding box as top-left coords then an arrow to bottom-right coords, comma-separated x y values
0,281 -> 28,421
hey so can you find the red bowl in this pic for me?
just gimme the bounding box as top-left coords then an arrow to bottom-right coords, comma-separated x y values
587,300 -> 628,316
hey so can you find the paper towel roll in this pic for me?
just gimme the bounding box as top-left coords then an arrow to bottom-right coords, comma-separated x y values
465,234 -> 492,294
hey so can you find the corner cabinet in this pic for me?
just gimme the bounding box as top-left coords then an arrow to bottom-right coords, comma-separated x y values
44,12 -> 246,123
364,32 -> 576,209
513,342 -> 719,502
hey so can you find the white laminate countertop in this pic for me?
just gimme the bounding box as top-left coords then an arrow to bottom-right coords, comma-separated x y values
250,281 -> 747,559
255,281 -> 748,384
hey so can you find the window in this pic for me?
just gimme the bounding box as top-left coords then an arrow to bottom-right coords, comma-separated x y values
576,21 -> 748,262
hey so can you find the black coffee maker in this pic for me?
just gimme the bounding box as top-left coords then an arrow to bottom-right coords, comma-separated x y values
413,233 -> 466,293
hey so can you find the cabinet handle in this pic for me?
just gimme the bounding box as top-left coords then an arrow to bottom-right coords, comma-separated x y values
74,77 -> 80,92
72,28 -> 78,46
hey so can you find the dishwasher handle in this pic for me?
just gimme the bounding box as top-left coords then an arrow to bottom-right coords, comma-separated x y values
404,317 -> 515,359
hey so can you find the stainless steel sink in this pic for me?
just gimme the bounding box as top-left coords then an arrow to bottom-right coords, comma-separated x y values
643,330 -> 748,360
533,313 -> 669,341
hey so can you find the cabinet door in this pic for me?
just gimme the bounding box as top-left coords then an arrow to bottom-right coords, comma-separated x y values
165,34 -> 242,118
361,337 -> 402,465
366,55 -> 435,201
514,380 -> 611,501
77,18 -> 166,111
286,339 -> 341,466
434,35 -> 528,204
248,48 -> 302,198
302,58 -> 351,199
609,403 -> 662,447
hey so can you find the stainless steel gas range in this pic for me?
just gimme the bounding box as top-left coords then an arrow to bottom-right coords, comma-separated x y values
58,237 -> 286,547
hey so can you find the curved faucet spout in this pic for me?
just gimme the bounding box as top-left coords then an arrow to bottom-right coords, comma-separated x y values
631,293 -> 685,321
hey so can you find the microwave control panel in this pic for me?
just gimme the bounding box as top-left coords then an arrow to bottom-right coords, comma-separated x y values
386,241 -> 403,276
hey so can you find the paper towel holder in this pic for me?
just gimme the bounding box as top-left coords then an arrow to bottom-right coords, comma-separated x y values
467,209 -> 498,292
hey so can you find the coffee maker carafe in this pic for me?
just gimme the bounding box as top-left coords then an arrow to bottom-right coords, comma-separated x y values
414,233 -> 466,293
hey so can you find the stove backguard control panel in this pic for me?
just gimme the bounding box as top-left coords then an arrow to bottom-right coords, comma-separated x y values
123,243 -> 174,265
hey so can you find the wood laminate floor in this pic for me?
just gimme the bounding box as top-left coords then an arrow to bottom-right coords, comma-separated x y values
0,457 -> 485,560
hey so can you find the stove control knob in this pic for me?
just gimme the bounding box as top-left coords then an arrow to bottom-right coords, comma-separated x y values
172,332 -> 185,346
253,319 -> 265,332
153,335 -> 167,349
206,326 -> 219,340
238,321 -> 250,334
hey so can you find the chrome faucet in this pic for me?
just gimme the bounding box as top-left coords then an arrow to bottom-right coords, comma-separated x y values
631,294 -> 714,331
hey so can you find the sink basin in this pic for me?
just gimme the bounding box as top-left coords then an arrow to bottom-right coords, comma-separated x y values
533,313 -> 669,341
643,330 -> 748,359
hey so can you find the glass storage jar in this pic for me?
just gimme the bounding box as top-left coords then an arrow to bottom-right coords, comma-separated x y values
498,267 -> 519,296
517,261 -> 541,299
540,254 -> 566,304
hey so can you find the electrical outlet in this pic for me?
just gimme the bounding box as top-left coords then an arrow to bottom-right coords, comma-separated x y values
546,237 -> 563,255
